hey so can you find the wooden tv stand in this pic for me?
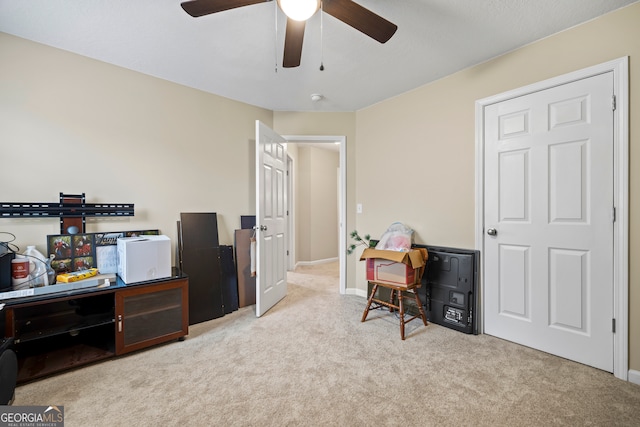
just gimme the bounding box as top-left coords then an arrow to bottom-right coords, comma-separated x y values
1,271 -> 188,383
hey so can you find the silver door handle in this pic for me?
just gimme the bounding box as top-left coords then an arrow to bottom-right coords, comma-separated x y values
253,225 -> 268,231
487,228 -> 497,236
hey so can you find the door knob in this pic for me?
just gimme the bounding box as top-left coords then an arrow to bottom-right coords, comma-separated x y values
260,225 -> 267,231
487,228 -> 497,236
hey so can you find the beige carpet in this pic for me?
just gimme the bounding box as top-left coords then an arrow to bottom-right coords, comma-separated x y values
14,262 -> 640,426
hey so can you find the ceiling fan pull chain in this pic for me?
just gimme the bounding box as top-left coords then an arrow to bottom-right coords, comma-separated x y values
274,0 -> 279,73
319,0 -> 325,71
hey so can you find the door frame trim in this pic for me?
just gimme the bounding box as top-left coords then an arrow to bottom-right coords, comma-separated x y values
474,57 -> 629,380
283,135 -> 347,295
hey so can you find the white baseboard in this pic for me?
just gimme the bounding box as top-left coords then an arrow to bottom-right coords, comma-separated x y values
295,257 -> 338,268
629,369 -> 640,385
345,288 -> 367,298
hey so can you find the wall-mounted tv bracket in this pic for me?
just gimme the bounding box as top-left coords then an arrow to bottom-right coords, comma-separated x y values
0,193 -> 135,234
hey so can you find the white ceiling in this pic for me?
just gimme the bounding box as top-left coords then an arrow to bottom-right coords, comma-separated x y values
0,0 -> 637,112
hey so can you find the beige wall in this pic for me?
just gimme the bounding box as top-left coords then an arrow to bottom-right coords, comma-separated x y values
0,33 -> 272,258
354,3 -> 640,371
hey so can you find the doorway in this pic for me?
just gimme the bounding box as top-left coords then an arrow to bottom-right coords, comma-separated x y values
475,57 -> 629,380
283,135 -> 347,295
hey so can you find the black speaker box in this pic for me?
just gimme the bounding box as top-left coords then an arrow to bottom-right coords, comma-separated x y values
0,338 -> 17,405
0,251 -> 15,293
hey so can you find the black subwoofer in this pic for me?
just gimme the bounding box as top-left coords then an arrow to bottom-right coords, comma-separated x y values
0,338 -> 17,405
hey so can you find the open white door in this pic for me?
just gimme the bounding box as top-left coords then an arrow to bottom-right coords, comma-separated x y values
255,121 -> 288,317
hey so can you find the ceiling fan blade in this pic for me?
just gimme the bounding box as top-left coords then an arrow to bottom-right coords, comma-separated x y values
283,18 -> 305,68
181,0 -> 268,17
323,0 -> 397,43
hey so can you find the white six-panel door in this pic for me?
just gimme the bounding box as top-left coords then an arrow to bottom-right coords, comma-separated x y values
483,72 -> 614,371
256,121 -> 288,317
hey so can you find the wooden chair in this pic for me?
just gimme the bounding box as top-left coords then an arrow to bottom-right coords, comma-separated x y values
361,247 -> 428,339
361,280 -> 428,340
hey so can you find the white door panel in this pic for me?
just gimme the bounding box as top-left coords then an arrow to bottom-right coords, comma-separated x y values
498,149 -> 529,222
498,244 -> 530,320
484,72 -> 614,371
256,121 -> 287,317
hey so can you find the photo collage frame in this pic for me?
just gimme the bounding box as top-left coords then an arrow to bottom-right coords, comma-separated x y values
47,230 -> 159,275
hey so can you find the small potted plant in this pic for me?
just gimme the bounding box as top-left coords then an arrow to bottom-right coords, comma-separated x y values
347,230 -> 375,255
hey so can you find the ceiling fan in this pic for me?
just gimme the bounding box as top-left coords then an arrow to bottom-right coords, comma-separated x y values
180,0 -> 398,68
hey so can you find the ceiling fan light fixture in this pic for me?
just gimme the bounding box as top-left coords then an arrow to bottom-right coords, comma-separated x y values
277,0 -> 320,21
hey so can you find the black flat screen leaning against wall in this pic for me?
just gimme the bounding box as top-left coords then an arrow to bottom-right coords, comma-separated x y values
413,245 -> 479,335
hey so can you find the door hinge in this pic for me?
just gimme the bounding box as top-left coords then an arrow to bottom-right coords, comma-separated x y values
286,250 -> 289,256
612,318 -> 616,333
612,206 -> 616,223
612,95 -> 616,111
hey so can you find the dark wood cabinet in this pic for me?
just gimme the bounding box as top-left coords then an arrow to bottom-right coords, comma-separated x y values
115,278 -> 188,355
2,274 -> 188,383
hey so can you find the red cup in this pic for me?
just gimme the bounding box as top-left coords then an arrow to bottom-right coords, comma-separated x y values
12,258 -> 31,288
11,258 -> 29,280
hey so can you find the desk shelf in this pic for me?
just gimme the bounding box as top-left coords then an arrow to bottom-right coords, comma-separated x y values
16,314 -> 115,344
12,293 -> 114,344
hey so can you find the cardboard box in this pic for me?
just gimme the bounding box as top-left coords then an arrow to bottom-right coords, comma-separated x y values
117,235 -> 171,284
360,248 -> 427,286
